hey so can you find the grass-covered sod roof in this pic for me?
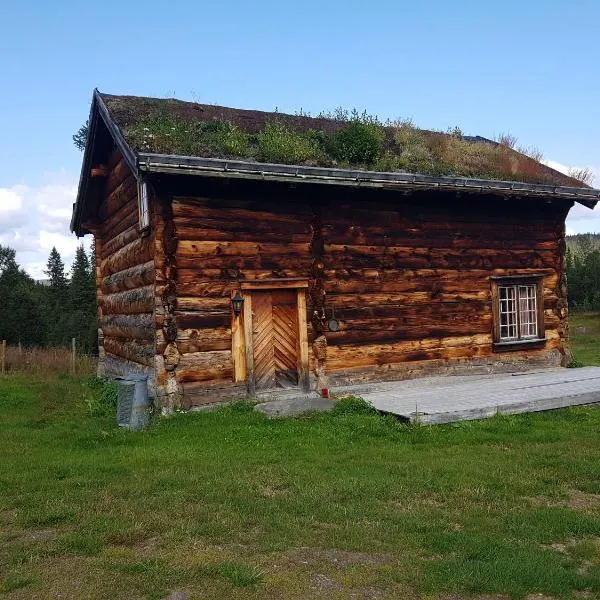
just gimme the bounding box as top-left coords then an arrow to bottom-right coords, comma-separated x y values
100,93 -> 590,188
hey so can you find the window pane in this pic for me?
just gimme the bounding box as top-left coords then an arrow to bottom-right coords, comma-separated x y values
518,285 -> 537,338
499,286 -> 517,340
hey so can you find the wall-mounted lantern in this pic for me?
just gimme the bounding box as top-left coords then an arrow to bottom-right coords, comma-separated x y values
328,307 -> 340,332
231,290 -> 244,317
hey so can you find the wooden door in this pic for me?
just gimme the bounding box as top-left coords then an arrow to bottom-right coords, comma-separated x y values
252,289 -> 299,389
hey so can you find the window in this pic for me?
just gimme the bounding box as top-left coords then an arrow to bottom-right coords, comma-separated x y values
492,277 -> 545,350
138,180 -> 150,230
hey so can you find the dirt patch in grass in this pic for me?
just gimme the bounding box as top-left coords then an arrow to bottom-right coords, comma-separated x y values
529,490 -> 600,512
311,573 -> 343,593
438,596 -> 511,600
566,490 -> 600,511
23,529 -> 57,543
283,547 -> 393,568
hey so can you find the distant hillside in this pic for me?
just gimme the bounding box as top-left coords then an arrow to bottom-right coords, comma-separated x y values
566,233 -> 600,256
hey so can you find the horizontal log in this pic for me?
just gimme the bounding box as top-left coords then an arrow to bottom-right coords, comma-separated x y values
330,309 -> 492,328
101,313 -> 155,341
175,224 -> 312,244
320,203 -> 565,229
101,225 -> 140,260
325,345 -> 563,386
330,301 -> 490,321
103,337 -> 155,368
182,381 -> 248,407
327,291 -> 490,305
323,269 -> 558,294
100,174 -> 137,221
323,246 -> 557,270
103,204 -> 139,244
177,240 -> 310,258
104,160 -> 133,204
177,268 -> 308,283
101,261 -> 155,294
176,282 -> 242,297
176,327 -> 232,353
103,286 -> 154,315
103,352 -> 154,384
322,229 -> 559,250
176,350 -> 233,383
327,322 -> 492,345
101,237 -> 153,277
176,254 -> 313,271
176,310 -> 230,330
177,296 -> 230,312
325,330 -> 560,371
321,216 -> 561,236
326,333 -> 491,370
172,198 -> 313,222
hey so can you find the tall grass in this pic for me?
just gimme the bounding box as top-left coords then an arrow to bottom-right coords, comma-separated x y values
1,345 -> 96,376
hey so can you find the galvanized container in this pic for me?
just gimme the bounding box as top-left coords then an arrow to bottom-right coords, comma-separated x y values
116,376 -> 150,430
129,376 -> 151,431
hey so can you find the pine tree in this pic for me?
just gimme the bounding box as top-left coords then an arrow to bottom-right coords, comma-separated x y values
45,247 -> 68,294
69,245 -> 97,354
0,245 -> 47,345
70,245 -> 94,307
44,247 -> 70,346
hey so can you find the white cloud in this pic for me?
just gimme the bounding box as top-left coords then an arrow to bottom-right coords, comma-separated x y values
0,172 -> 91,280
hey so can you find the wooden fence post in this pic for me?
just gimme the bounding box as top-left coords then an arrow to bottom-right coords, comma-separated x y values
71,338 -> 76,376
1,340 -> 5,375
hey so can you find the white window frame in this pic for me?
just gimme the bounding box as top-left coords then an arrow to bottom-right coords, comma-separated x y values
492,276 -> 545,349
498,284 -> 538,341
138,180 -> 150,231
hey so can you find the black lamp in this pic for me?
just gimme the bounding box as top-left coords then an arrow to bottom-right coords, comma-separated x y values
231,290 -> 244,317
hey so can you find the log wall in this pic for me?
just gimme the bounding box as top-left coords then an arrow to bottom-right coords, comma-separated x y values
164,179 -> 571,405
171,194 -> 314,406
95,150 -> 156,393
320,192 -> 570,385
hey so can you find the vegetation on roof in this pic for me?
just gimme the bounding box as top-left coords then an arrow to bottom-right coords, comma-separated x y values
95,94 -> 591,187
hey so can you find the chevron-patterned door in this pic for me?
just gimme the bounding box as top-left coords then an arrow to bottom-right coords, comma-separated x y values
252,290 -> 299,390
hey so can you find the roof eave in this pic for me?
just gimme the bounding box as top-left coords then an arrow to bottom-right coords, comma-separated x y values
138,153 -> 600,208
71,90 -> 139,236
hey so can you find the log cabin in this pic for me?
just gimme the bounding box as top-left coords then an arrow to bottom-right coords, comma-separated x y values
71,90 -> 600,411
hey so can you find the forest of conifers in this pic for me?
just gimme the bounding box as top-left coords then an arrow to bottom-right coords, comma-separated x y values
0,244 -> 97,353
0,233 -> 598,353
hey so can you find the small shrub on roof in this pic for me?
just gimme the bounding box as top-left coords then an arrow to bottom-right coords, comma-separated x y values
128,114 -> 197,155
257,123 -> 326,164
391,124 -> 439,174
568,167 -> 595,186
330,121 -> 385,165
195,121 -> 252,157
127,116 -> 253,158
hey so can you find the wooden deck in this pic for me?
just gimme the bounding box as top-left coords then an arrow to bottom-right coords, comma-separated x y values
334,367 -> 600,424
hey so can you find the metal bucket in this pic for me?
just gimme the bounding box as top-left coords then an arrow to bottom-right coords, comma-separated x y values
130,376 -> 151,431
116,376 -> 150,430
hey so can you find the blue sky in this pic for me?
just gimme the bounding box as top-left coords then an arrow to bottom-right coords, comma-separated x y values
0,0 -> 599,276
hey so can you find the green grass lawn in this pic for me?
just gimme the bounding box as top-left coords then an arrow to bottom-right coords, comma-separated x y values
570,312 -> 600,367
2,376 -> 600,599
